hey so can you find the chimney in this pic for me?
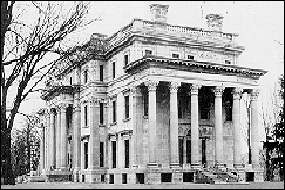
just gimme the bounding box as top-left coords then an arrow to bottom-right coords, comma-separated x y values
205,14 -> 223,32
150,4 -> 169,23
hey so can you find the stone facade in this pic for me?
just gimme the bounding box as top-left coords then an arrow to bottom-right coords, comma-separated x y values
38,4 -> 267,184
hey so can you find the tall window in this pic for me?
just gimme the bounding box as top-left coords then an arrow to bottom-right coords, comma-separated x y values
143,92 -> 148,117
84,105 -> 88,127
100,142 -> 104,167
186,139 -> 191,163
100,103 -> 104,125
113,100 -> 116,123
84,142 -> 88,169
124,54 -> 129,66
70,77 -> 73,85
83,70 -> 88,84
225,101 -> 232,121
112,141 -> 116,168
179,138 -> 184,165
100,65 -> 103,81
124,95 -> 129,119
112,62 -> 116,79
178,100 -> 183,118
124,140 -> 129,168
172,54 -> 179,59
145,50 -> 152,56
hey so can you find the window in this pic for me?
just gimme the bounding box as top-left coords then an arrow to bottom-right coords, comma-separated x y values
183,172 -> 194,182
124,96 -> 129,119
124,140 -> 129,168
225,60 -> 231,64
84,142 -> 88,169
145,50 -> 152,55
136,173 -> 144,184
83,70 -> 88,84
112,62 -> 116,79
100,65 -> 103,81
100,103 -> 104,125
124,54 -> 129,66
172,54 -> 179,59
161,173 -> 172,182
84,105 -> 88,127
186,139 -> 191,163
100,142 -> 104,167
101,175 -> 105,182
143,92 -> 148,117
113,100 -> 116,123
188,55 -> 194,60
70,77 -> 73,85
109,174 -> 114,184
225,105 -> 232,121
112,141 -> 116,168
122,173 -> 128,184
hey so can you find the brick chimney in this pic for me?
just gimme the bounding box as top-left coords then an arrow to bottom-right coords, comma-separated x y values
205,14 -> 223,32
150,4 -> 169,23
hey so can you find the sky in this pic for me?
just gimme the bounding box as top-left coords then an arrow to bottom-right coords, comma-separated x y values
10,1 -> 284,136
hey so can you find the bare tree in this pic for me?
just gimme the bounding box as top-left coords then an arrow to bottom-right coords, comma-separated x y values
1,1 -> 99,185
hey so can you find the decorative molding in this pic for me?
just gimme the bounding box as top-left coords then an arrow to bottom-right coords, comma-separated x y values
213,86 -> 225,97
89,97 -> 100,105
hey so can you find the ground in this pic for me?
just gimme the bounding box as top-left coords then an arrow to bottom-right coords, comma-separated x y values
1,181 -> 284,189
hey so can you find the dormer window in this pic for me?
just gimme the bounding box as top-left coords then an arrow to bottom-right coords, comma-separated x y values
225,60 -> 231,64
172,54 -> 179,59
188,55 -> 195,60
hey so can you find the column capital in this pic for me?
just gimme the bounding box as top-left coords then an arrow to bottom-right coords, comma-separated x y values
232,87 -> 243,99
250,89 -> 260,100
213,86 -> 225,97
89,96 -> 100,107
50,108 -> 56,114
190,83 -> 202,95
130,85 -> 142,95
169,82 -> 181,92
60,103 -> 69,111
55,106 -> 61,113
144,80 -> 159,91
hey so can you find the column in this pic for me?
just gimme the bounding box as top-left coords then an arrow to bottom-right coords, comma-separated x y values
55,107 -> 61,169
60,103 -> 68,170
232,88 -> 242,167
45,113 -> 50,170
214,86 -> 225,166
49,108 -> 56,169
145,80 -> 159,166
40,124 -> 45,172
250,89 -> 260,168
190,84 -> 201,167
89,97 -> 100,169
169,82 -> 180,167
129,85 -> 136,167
73,86 -> 81,181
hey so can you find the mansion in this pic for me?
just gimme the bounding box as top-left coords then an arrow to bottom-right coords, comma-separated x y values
38,4 -> 267,184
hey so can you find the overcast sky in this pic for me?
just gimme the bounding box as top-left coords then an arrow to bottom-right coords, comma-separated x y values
11,1 -> 284,131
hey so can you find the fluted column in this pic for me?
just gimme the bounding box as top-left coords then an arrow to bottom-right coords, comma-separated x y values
214,86 -> 225,166
73,86 -> 81,181
45,113 -> 50,170
60,103 -> 68,170
49,108 -> 56,169
169,82 -> 181,167
89,97 -> 100,169
250,89 -> 260,168
145,80 -> 159,166
55,107 -> 61,169
232,88 -> 242,167
190,84 -> 201,166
